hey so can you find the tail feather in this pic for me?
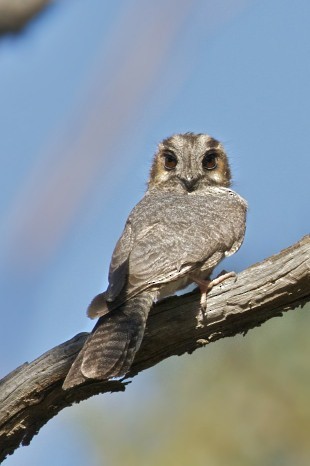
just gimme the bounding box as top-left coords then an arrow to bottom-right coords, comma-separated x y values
63,292 -> 153,390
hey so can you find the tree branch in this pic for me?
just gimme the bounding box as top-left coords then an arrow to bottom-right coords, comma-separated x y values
0,0 -> 51,34
0,235 -> 309,462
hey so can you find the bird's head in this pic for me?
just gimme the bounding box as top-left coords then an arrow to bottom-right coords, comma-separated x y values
148,133 -> 231,193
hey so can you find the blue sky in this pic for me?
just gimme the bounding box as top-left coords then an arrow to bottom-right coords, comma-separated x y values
1,0 -> 309,464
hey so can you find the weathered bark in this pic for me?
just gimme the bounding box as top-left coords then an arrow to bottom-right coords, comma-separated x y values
0,0 -> 51,33
0,235 -> 309,462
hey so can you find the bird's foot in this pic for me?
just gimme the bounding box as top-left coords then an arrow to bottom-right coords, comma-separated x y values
191,277 -> 211,328
210,270 -> 237,288
196,306 -> 206,328
192,271 -> 237,328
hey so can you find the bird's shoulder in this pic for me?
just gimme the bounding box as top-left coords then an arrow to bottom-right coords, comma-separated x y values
128,186 -> 247,228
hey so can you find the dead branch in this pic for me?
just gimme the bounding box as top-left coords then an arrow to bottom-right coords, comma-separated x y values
0,235 -> 309,462
0,0 -> 51,34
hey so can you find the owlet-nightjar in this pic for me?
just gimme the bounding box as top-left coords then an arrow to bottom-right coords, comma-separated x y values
63,133 -> 247,389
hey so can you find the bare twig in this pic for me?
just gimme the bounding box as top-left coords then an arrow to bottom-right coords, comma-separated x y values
0,235 -> 309,462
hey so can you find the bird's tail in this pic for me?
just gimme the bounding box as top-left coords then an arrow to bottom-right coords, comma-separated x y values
63,292 -> 154,390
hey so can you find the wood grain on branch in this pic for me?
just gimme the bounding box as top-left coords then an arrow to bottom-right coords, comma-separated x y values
0,235 -> 309,462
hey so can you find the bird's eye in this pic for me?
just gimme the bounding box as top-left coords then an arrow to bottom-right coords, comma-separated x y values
202,151 -> 217,170
163,151 -> 178,170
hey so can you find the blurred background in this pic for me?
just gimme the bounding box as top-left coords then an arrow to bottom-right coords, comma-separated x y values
1,0 -> 309,464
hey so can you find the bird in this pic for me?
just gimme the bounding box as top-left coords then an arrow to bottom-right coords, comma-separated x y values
63,132 -> 247,389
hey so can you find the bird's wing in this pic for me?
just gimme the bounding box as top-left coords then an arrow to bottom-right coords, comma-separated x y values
105,220 -> 134,301
124,188 -> 247,296
87,220 -> 134,318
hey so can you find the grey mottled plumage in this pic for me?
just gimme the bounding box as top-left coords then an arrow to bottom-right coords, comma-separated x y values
63,133 -> 247,389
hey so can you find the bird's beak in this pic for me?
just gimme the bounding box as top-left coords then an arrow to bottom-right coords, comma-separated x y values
179,176 -> 199,192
